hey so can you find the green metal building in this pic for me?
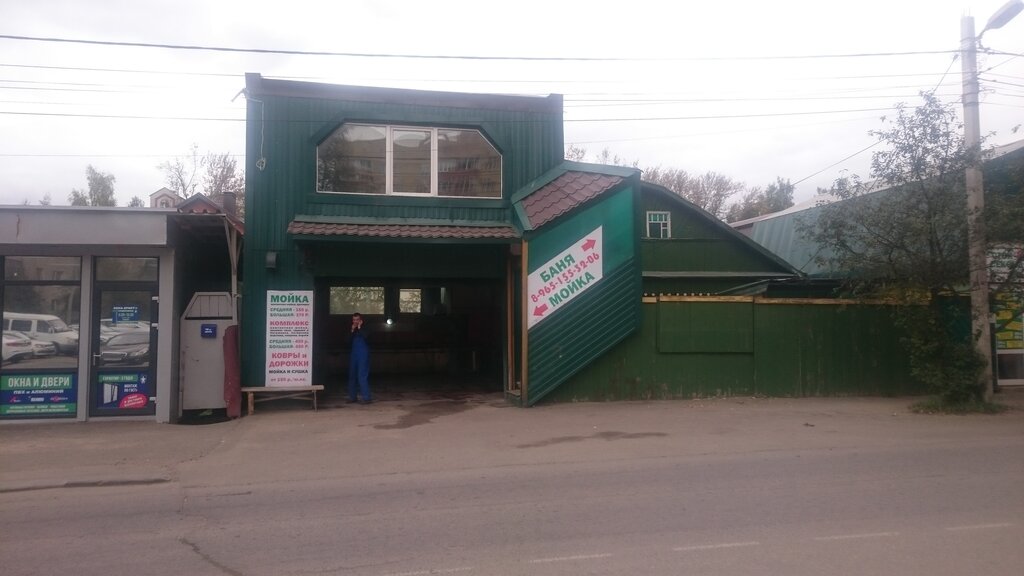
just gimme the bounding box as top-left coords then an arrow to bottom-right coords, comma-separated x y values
242,74 -> 921,406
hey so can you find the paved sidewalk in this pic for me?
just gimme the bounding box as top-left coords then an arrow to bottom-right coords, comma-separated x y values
3,389 -> 1022,494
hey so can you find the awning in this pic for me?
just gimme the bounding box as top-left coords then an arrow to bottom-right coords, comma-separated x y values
287,220 -> 520,240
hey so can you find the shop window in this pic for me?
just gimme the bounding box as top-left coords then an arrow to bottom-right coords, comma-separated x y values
4,256 -> 80,281
317,124 -> 501,198
2,257 -> 82,370
399,289 -> 422,314
329,286 -> 385,315
96,258 -> 158,282
646,211 -> 671,239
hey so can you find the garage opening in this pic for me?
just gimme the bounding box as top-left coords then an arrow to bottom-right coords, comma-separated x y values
314,278 -> 506,400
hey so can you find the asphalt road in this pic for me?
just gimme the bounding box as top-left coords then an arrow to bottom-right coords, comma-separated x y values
2,393 -> 1023,575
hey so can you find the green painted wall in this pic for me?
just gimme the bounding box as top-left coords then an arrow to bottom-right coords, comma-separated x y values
639,191 -> 791,274
305,243 -> 507,280
547,299 -> 925,402
525,185 -> 641,404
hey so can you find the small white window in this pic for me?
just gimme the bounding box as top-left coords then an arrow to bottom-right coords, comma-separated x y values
647,211 -> 671,238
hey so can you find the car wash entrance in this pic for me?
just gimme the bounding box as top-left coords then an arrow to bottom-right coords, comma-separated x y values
304,241 -> 517,398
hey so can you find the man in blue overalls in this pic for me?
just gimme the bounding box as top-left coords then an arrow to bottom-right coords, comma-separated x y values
347,312 -> 373,404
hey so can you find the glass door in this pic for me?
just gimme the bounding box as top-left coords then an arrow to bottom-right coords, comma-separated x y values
90,283 -> 158,417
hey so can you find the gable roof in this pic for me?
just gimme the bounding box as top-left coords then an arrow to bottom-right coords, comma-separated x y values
177,193 -> 245,235
512,161 -> 639,231
643,182 -> 803,277
149,187 -> 182,200
732,138 -> 1024,277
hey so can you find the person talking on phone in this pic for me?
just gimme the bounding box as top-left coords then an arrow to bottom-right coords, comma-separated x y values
347,312 -> 373,404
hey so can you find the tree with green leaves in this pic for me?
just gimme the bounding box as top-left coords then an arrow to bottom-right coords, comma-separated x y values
800,92 -> 1021,406
68,165 -> 117,206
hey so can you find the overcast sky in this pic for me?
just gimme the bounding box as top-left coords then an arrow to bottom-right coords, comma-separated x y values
2,0 -> 1022,208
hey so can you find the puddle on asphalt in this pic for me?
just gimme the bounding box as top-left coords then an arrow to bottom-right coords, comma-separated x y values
515,430 -> 668,448
374,400 -> 473,430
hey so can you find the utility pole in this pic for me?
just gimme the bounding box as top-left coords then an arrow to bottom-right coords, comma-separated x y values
960,1 -> 1023,401
960,15 -> 993,402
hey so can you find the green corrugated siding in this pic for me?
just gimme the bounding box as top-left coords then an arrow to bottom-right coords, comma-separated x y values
642,277 -> 764,295
253,94 -> 563,228
547,299 -> 925,403
657,301 -> 753,353
641,239 -> 787,272
242,84 -> 563,385
528,264 -> 641,404
307,243 -> 506,279
525,185 -> 640,405
306,200 -> 509,224
640,188 -> 795,275
753,303 -> 917,396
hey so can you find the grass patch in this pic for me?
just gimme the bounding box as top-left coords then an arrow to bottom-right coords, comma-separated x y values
910,397 -> 1010,415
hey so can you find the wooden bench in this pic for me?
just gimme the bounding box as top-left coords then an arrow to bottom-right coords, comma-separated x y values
240,385 -> 324,415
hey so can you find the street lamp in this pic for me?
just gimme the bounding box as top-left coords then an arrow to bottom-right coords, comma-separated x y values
960,0 -> 1022,402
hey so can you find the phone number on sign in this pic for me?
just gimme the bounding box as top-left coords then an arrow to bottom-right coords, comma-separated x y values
531,253 -> 600,303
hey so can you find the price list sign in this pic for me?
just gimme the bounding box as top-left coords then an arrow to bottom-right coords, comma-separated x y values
265,290 -> 313,387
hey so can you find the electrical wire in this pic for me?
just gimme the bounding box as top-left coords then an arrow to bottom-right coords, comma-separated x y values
0,105 -> 900,123
792,140 -> 884,187
0,34 -> 960,62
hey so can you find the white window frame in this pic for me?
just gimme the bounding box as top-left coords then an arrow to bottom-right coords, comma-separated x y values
646,211 -> 671,239
388,127 -> 434,196
319,124 -> 502,198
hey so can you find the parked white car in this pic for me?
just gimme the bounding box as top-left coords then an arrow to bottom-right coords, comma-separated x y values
6,330 -> 58,357
2,312 -> 79,355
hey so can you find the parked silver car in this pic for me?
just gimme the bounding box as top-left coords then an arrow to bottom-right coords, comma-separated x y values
98,330 -> 150,365
2,332 -> 33,364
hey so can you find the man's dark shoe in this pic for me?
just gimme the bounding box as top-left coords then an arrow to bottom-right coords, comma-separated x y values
345,397 -> 358,404
358,399 -> 375,405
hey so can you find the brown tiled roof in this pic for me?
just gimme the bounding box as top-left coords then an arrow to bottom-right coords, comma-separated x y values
520,171 -> 624,229
287,221 -> 519,239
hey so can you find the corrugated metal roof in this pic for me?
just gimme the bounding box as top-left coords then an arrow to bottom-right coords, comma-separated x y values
287,220 -> 519,239
519,171 -> 623,229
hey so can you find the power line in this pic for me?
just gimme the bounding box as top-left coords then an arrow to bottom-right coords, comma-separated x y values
0,34 -> 960,62
0,105 -> 899,123
2,61 -> 973,84
565,93 -> 959,107
0,62 -> 247,78
929,54 -> 959,94
0,153 -> 244,158
792,140 -> 883,187
0,110 -> 243,121
566,107 -> 896,122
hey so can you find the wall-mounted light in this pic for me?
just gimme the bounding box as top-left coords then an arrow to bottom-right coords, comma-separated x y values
265,251 -> 277,270
386,317 -> 394,326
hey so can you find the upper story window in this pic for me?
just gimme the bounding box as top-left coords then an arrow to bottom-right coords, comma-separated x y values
646,211 -> 671,238
317,124 -> 502,198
